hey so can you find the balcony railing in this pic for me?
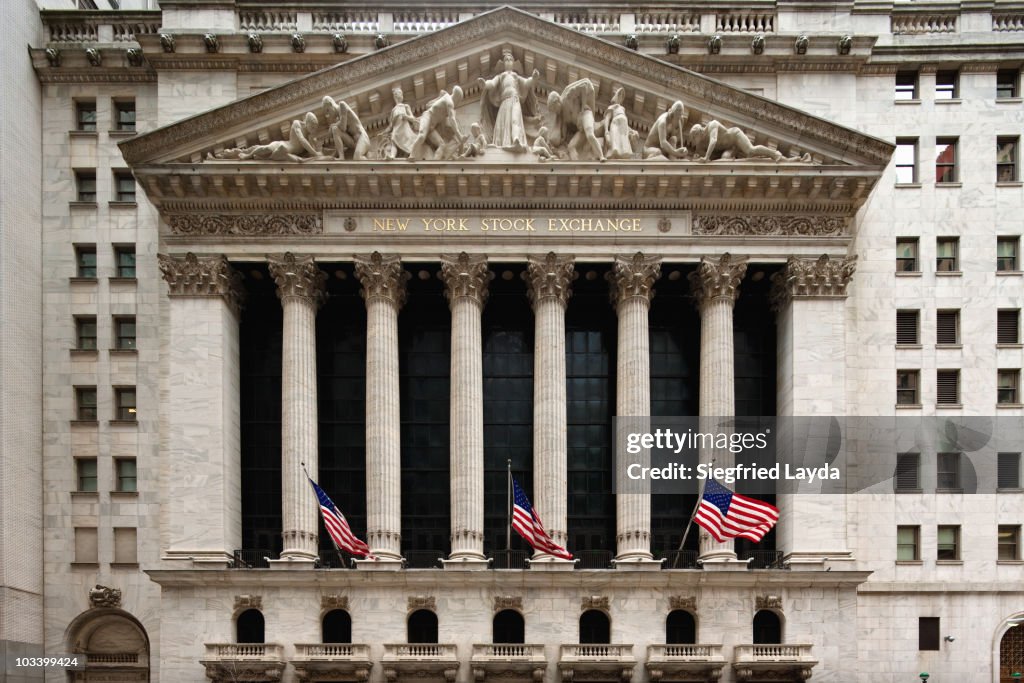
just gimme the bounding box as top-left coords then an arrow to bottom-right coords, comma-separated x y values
294,643 -> 371,659
560,644 -> 634,661
657,549 -> 698,569
472,644 -> 546,660
403,550 -> 444,569
733,643 -> 816,662
384,644 -> 457,659
201,643 -> 286,683
739,550 -> 784,569
574,550 -> 614,569
647,644 -> 724,661
316,551 -> 352,569
490,549 -> 529,569
204,643 -> 284,660
231,549 -> 273,569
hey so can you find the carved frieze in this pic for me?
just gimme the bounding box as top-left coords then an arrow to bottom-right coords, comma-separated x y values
440,253 -> 491,308
524,252 -> 575,309
669,595 -> 697,611
493,595 -> 523,611
770,254 -> 857,310
354,252 -> 409,309
88,585 -> 122,609
607,252 -> 661,306
693,215 -> 846,237
408,595 -> 436,611
267,252 -> 328,308
168,213 -> 322,236
157,252 -> 245,313
755,595 -> 783,610
321,594 -> 349,610
581,596 -> 609,611
689,254 -> 747,307
234,594 -> 263,611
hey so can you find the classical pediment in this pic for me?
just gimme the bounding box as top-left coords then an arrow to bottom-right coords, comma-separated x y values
121,6 -> 893,215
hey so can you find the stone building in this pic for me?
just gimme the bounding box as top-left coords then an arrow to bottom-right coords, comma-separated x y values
2,0 -> 1024,681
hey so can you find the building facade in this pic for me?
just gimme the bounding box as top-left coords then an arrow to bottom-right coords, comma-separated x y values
2,0 -> 1023,681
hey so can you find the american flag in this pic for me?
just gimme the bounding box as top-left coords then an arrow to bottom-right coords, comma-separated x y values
694,478 -> 779,543
306,476 -> 374,558
511,478 -> 573,560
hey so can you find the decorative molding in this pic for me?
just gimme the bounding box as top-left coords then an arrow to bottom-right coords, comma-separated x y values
88,585 -> 122,609
668,595 -> 697,611
607,252 -> 661,306
693,214 -> 846,237
657,217 -> 672,233
770,254 -> 857,309
689,253 -> 747,307
755,595 -> 783,610
234,594 -> 263,611
167,213 -> 322,236
440,252 -> 490,308
157,252 -> 245,313
581,595 -> 610,611
408,595 -> 436,611
267,252 -> 328,307
321,594 -> 349,610
354,252 -> 408,309
493,595 -> 523,611
524,252 -> 575,309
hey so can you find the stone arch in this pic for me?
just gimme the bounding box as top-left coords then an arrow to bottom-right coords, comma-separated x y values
407,609 -> 439,644
752,609 -> 784,645
492,609 -> 525,644
994,613 -> 1024,682
579,609 -> 611,644
666,609 -> 697,644
64,608 -> 150,682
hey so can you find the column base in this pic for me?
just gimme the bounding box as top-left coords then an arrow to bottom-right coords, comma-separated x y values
442,557 -> 490,571
612,557 -> 663,571
355,557 -> 404,571
267,556 -> 317,570
529,557 -> 575,571
699,557 -> 750,571
784,551 -> 855,571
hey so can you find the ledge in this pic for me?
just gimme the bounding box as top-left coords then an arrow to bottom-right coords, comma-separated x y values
895,560 -> 923,565
896,344 -> 923,350
997,181 -> 1024,188
108,419 -> 138,427
935,404 -> 963,410
70,562 -> 99,568
70,491 -> 99,500
936,344 -> 963,350
997,344 -> 1024,349
895,183 -> 922,189
935,182 -> 962,188
998,488 -> 1024,494
110,490 -> 139,498
997,271 -> 1023,277
895,99 -> 922,105
935,559 -> 963,565
895,404 -> 923,409
109,277 -> 138,285
997,560 -> 1024,565
108,130 -> 137,138
935,271 -> 963,277
70,420 -> 99,427
996,98 -> 1023,104
70,349 -> 99,358
935,99 -> 962,105
110,562 -> 140,569
894,488 -> 923,494
997,403 -> 1024,409
69,202 -> 98,209
895,271 -> 922,277
936,488 -> 965,493
108,201 -> 138,208
69,130 -> 98,138
69,277 -> 98,284
109,348 -> 138,356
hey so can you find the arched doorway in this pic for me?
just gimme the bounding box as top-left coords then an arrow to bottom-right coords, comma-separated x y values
753,610 -> 782,645
579,610 -> 610,644
236,609 -> 265,643
322,609 -> 352,643
65,610 -> 150,682
1001,622 -> 1024,682
407,609 -> 439,644
666,610 -> 697,644
493,609 -> 525,644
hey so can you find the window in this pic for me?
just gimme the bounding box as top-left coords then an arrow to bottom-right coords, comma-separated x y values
999,525 -> 1021,560
936,237 -> 959,272
999,453 -> 1022,489
937,452 -> 962,490
999,309 -> 1021,345
895,139 -> 918,184
74,527 -> 98,564
936,310 -> 960,345
236,609 -> 265,644
997,69 -> 1019,99
998,237 -> 1020,271
895,453 -> 920,491
114,316 -> 136,350
998,137 -> 1019,182
114,246 -> 136,278
999,369 -> 1020,404
113,100 -> 136,131
935,137 -> 958,183
493,610 -> 525,644
897,310 -> 920,345
75,100 -> 96,132
753,610 -> 782,645
115,458 -> 137,492
896,237 -> 919,272
896,71 -> 918,100
75,170 -> 96,203
935,70 -> 958,99
937,525 -> 960,560
919,617 -> 940,651
408,610 -> 439,644
113,171 -> 136,203
75,244 -> 97,278
897,370 -> 920,405
666,610 -> 697,645
579,610 -> 611,645
115,388 -> 136,421
75,316 -> 97,350
76,458 -> 97,492
322,610 -> 352,644
897,525 -> 920,560
113,527 -> 137,564
76,387 -> 97,421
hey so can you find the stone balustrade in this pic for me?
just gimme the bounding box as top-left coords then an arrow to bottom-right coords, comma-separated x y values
472,643 -> 546,660
646,643 -> 726,682
732,643 -> 817,682
200,643 -> 286,683
647,643 -> 725,661
294,643 -> 372,659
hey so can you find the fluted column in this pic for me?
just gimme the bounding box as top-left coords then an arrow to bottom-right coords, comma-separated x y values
268,253 -> 327,562
689,253 -> 747,563
608,253 -> 662,566
355,253 -> 408,565
440,253 -> 491,567
524,253 -> 575,563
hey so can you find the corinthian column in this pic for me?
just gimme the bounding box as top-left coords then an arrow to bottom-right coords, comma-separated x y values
524,253 -> 575,566
689,253 -> 747,564
354,253 -> 408,567
268,253 -> 327,563
608,253 -> 662,568
440,253 -> 491,568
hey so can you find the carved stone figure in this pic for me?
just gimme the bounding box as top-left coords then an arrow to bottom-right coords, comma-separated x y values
321,96 -> 370,160
89,585 -> 122,609
546,79 -> 604,162
383,86 -> 419,160
644,101 -> 688,160
211,112 -> 322,162
689,120 -> 783,162
408,86 -> 465,161
459,123 -> 488,158
531,127 -> 555,161
602,87 -> 638,160
478,47 -> 540,152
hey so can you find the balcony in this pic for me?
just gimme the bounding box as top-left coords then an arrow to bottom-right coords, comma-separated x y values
489,549 -> 529,569
381,644 -> 459,682
658,550 -> 698,569
732,644 -> 817,682
470,644 -> 546,681
199,643 -> 285,682
292,643 -> 372,682
737,550 -> 785,570
646,644 -> 725,682
558,644 -> 636,682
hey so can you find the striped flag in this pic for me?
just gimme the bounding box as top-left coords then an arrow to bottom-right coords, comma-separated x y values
511,477 -> 572,560
694,478 -> 779,543
306,475 -> 374,559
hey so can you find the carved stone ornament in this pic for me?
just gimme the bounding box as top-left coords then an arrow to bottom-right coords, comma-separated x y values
157,253 -> 245,314
669,595 -> 697,611
494,595 -> 523,611
168,213 -> 322,236
343,217 -> 357,232
693,215 -> 845,237
291,33 -> 306,53
408,595 -> 436,611
247,33 -> 263,53
354,252 -> 409,308
524,252 -> 575,309
234,594 -> 263,611
665,34 -> 680,54
374,33 -> 390,49
837,35 -> 853,55
658,218 -> 672,233
321,594 -> 349,610
88,585 -> 122,609
440,253 -> 491,307
607,252 -> 661,306
158,33 -> 175,53
794,35 -> 809,55
85,48 -> 102,67
736,667 -> 811,681
624,34 -> 639,50
581,595 -> 609,611
770,254 -> 857,309
689,253 -> 748,307
45,48 -> 61,67
333,34 -> 348,53
751,34 -> 766,55
125,47 -> 144,67
267,252 -> 328,308
203,33 -> 219,53
707,34 -> 722,55
755,595 -> 783,610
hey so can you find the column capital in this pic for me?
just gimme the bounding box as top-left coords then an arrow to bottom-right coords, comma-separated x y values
158,252 -> 245,315
770,254 -> 857,310
440,252 -> 491,308
267,252 -> 327,308
524,252 -> 576,309
607,252 -> 661,307
354,252 -> 409,309
689,253 -> 748,308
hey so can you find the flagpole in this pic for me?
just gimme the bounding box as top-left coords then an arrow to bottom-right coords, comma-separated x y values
674,459 -> 713,568
301,461 -> 345,568
506,459 -> 512,554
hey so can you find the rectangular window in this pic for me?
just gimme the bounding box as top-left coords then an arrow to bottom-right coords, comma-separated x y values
936,237 -> 959,272
919,617 -> 940,651
936,369 -> 960,406
935,137 -> 958,183
76,458 -> 97,492
113,527 -> 137,564
936,309 -> 960,345
999,525 -> 1021,560
935,70 -> 958,99
896,71 -> 918,100
937,452 -> 962,490
998,69 -> 1019,99
895,138 -> 918,184
114,316 -> 136,350
75,170 -> 96,203
115,458 -> 137,492
999,309 -> 1021,344
897,525 -> 920,560
897,237 -> 919,272
74,527 -> 98,564
937,525 -> 960,560
998,369 -> 1020,404
113,171 -> 136,203
895,453 -> 920,491
115,388 -> 136,421
998,137 -> 1019,182
113,100 -> 136,131
999,453 -> 1022,489
75,100 -> 96,132
114,246 -> 136,279
998,236 -> 1020,271
75,316 -> 97,350
897,310 -> 920,345
76,387 -> 97,421
897,370 -> 920,405
75,244 -> 97,278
